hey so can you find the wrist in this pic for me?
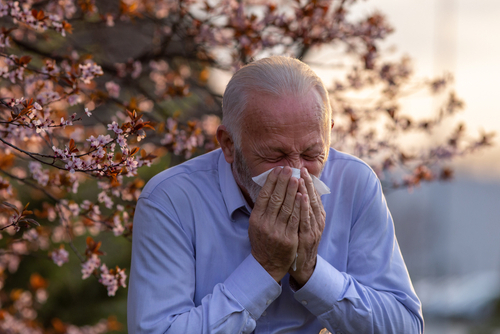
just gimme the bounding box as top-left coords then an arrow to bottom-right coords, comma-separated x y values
290,269 -> 313,287
289,275 -> 302,291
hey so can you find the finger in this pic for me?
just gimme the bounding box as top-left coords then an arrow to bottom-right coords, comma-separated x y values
266,166 -> 293,218
286,192 -> 301,236
299,193 -> 311,233
253,167 -> 281,214
298,177 -> 307,196
277,176 -> 299,224
301,168 -> 322,219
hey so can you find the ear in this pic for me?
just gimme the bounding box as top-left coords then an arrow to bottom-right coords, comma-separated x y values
216,125 -> 235,164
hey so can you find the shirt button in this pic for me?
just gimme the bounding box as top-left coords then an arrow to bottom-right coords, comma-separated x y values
266,299 -> 272,305
262,311 -> 267,317
301,300 -> 308,306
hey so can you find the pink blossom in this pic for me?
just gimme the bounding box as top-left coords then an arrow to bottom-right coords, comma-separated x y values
106,13 -> 115,27
93,147 -> 106,159
99,264 -> 127,296
81,254 -> 101,279
67,93 -> 81,106
23,228 -> 38,242
60,117 -> 73,129
97,134 -> 113,146
97,191 -> 113,209
115,62 -> 127,77
131,61 -> 142,79
51,247 -> 69,267
68,202 -> 80,217
41,59 -> 59,76
107,121 -> 123,134
136,129 -> 146,142
29,161 -> 49,186
86,135 -> 99,147
116,135 -> 127,148
36,90 -> 60,104
105,81 -> 120,98
112,215 -> 124,236
79,62 -> 104,84
64,155 -> 83,173
0,66 -> 8,77
0,4 -> 9,17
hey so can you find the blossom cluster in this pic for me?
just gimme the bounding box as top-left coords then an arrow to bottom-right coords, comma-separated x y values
99,264 -> 127,297
0,1 -> 72,36
50,246 -> 69,267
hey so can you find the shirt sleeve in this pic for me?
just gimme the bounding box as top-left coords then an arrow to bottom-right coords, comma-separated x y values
127,196 -> 282,334
293,172 -> 424,334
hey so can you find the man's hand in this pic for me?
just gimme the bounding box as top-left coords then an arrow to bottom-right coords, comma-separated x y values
289,167 -> 326,288
249,166 -> 302,283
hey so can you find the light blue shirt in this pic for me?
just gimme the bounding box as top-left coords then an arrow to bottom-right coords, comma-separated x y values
128,148 -> 424,333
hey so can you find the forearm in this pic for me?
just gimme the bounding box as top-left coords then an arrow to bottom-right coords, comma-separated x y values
293,256 -> 424,334
129,255 -> 280,333
128,282 -> 255,334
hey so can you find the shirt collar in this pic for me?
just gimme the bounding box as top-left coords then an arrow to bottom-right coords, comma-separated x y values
218,150 -> 251,221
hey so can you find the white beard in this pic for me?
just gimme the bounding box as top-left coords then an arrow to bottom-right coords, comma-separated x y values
232,146 -> 262,204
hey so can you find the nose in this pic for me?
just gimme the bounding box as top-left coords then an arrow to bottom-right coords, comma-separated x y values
283,156 -> 304,170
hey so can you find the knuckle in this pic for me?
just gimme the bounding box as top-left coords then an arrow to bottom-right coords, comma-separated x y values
279,205 -> 292,217
319,221 -> 325,231
281,238 -> 294,249
259,188 -> 272,199
270,230 -> 281,242
269,193 -> 282,206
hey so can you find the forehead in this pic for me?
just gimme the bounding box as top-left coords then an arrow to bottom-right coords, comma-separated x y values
241,90 -> 327,151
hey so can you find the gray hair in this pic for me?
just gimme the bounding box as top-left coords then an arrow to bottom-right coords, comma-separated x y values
221,56 -> 332,147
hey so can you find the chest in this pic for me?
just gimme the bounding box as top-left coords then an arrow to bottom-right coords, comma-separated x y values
188,194 -> 352,306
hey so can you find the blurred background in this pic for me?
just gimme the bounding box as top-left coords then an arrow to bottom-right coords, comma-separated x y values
1,1 -> 498,333
352,0 -> 500,333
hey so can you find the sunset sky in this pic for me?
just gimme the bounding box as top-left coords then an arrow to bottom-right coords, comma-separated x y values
353,0 -> 500,180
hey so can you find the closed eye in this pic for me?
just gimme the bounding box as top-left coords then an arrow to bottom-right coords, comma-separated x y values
301,154 -> 319,161
266,156 -> 284,163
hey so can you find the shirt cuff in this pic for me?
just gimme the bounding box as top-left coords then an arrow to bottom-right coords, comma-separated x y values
224,254 -> 282,320
293,255 -> 346,316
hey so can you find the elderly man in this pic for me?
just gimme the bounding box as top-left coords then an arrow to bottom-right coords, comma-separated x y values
128,56 -> 424,333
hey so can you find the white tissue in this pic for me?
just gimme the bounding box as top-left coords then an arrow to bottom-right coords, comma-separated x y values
251,167 -> 330,196
251,167 -> 330,271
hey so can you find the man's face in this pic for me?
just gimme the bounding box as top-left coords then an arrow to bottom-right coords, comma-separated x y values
232,89 -> 330,203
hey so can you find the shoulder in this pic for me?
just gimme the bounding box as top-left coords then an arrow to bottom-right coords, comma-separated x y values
321,148 -> 381,200
323,148 -> 378,180
139,149 -> 222,201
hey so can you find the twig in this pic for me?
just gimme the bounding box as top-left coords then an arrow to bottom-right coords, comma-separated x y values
55,203 -> 86,263
0,167 -> 58,203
